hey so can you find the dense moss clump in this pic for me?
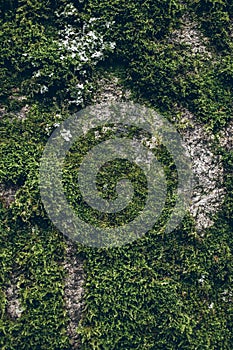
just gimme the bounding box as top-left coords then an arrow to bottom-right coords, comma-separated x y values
0,0 -> 233,349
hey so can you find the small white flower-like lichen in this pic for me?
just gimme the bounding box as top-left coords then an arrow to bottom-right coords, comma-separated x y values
61,129 -> 72,142
53,12 -> 115,105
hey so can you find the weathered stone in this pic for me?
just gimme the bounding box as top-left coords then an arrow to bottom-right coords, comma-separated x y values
63,239 -> 85,349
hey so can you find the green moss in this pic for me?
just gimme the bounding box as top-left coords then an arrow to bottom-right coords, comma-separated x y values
0,0 -> 233,349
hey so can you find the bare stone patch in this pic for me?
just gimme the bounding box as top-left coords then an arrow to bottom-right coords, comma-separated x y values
169,17 -> 212,57
92,75 -> 131,103
173,107 -> 225,231
63,239 -> 85,349
0,184 -> 18,207
5,274 -> 23,320
219,120 -> 233,151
